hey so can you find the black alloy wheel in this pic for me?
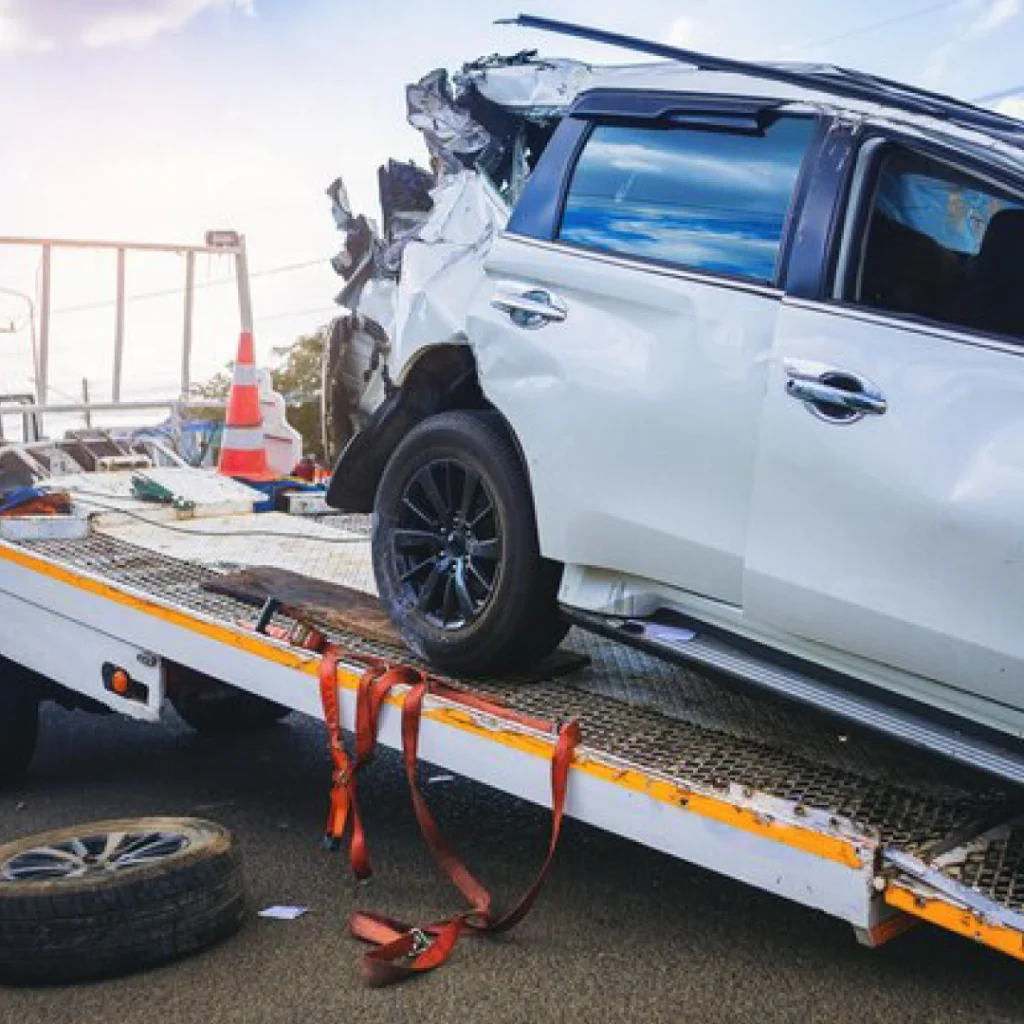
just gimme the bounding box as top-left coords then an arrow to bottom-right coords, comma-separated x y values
372,410 -> 568,675
393,458 -> 502,630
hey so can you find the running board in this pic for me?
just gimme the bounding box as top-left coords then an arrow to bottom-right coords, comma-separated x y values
561,607 -> 1024,790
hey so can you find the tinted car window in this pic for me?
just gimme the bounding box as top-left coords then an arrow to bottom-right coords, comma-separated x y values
558,115 -> 816,283
850,149 -> 1024,341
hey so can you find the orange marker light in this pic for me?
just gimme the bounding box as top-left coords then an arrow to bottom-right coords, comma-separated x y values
110,669 -> 131,696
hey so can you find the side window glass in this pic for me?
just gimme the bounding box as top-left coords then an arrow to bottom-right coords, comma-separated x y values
847,149 -> 1024,341
557,115 -> 816,283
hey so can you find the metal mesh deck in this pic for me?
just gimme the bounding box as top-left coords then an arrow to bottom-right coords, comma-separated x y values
940,822 -> 1024,912
18,531 -> 1016,858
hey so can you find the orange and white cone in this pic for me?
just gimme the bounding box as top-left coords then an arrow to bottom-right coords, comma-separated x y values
218,330 -> 277,481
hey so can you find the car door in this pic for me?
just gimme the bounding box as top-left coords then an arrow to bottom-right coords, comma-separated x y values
467,99 -> 820,607
745,133 -> 1024,712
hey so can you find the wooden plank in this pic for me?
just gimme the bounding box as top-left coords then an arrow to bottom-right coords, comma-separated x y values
204,565 -> 590,681
204,565 -> 401,646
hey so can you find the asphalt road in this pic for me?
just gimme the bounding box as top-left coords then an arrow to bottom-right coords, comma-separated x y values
1,704 -> 1023,1024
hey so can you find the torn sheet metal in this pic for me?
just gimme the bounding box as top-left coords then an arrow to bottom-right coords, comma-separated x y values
377,159 -> 436,276
326,177 -> 374,283
392,170 -> 508,358
407,67 -> 493,166
456,53 -> 594,113
322,52 -> 597,456
323,170 -> 507,464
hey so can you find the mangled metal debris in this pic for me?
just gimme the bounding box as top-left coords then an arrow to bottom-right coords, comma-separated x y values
322,51 -> 596,458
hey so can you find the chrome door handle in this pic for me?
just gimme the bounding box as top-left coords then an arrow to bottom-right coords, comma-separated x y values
491,285 -> 568,329
784,361 -> 887,423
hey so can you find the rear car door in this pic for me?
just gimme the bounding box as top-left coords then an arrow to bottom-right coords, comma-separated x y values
745,131 -> 1024,718
468,96 -> 820,607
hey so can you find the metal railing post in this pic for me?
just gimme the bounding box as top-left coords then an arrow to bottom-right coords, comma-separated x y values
113,247 -> 126,403
181,250 -> 195,396
82,378 -> 92,429
236,235 -> 254,336
38,246 -> 51,407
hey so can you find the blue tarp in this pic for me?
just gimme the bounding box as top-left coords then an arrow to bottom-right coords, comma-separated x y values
0,486 -> 48,512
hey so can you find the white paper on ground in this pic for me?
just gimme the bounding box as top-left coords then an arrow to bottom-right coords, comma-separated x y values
258,905 -> 309,921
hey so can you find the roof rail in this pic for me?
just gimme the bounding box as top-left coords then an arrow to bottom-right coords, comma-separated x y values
499,13 -> 1024,141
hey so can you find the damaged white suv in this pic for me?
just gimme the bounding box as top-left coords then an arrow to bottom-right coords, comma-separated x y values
325,19 -> 1024,773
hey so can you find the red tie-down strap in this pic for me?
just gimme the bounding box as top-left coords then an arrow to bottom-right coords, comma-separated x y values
317,646 -> 581,986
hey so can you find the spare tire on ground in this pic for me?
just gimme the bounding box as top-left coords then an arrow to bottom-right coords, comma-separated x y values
0,817 -> 245,986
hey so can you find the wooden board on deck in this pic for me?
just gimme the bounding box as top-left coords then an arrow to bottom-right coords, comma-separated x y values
204,565 -> 401,646
203,565 -> 589,680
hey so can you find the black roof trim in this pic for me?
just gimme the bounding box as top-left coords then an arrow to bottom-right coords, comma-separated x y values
499,13 -> 1024,143
570,89 -> 784,120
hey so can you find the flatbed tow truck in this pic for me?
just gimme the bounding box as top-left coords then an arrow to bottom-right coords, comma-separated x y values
2,480 -> 1024,967
1,225 -> 1023,977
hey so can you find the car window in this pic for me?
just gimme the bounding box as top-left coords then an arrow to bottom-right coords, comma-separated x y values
846,148 -> 1024,341
557,115 -> 817,283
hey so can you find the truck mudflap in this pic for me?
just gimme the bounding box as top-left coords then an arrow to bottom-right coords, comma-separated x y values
884,819 -> 1024,961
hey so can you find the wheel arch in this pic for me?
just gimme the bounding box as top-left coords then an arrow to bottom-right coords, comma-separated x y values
325,341 -> 534,514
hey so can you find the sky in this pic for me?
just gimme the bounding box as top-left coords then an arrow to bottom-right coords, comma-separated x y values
0,0 -> 1022,424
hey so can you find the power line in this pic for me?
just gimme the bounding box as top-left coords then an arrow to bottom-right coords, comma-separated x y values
790,0 -> 963,53
49,256 -> 328,317
974,84 -> 1024,104
255,305 -> 338,325
9,302 -> 339,361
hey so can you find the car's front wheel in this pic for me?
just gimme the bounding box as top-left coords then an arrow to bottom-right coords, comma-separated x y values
373,410 -> 567,675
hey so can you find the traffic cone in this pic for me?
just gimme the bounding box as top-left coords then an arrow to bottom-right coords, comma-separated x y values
218,331 -> 277,481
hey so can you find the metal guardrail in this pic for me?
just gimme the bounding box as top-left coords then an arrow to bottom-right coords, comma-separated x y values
0,231 -> 252,433
0,398 -> 226,417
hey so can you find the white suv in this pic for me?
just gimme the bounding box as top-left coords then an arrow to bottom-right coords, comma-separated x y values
325,21 -> 1024,774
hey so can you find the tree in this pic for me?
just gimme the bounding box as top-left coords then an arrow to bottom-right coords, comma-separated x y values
192,326 -> 329,460
187,369 -> 233,404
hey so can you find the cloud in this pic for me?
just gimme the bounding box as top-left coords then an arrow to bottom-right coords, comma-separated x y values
922,0 -> 1021,83
995,95 -> 1024,120
666,15 -> 696,48
966,0 -> 1020,37
582,137 -> 802,201
0,0 -> 253,53
923,42 -> 954,82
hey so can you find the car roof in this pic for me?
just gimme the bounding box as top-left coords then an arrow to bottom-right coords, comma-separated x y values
573,62 -> 1024,174
461,48 -> 1024,176
493,15 -> 1024,160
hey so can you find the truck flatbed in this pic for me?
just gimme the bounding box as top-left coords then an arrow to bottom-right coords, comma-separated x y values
2,507 -> 1023,963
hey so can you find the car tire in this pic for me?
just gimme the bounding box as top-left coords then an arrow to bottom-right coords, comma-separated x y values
169,671 -> 291,736
0,816 -> 245,986
0,661 -> 41,788
373,409 -> 567,675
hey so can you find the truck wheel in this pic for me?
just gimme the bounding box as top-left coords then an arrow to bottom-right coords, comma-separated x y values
0,662 -> 40,788
0,817 -> 245,985
373,410 -> 567,675
169,672 -> 291,736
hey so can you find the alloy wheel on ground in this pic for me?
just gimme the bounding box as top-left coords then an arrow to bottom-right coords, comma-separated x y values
1,828 -> 192,882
